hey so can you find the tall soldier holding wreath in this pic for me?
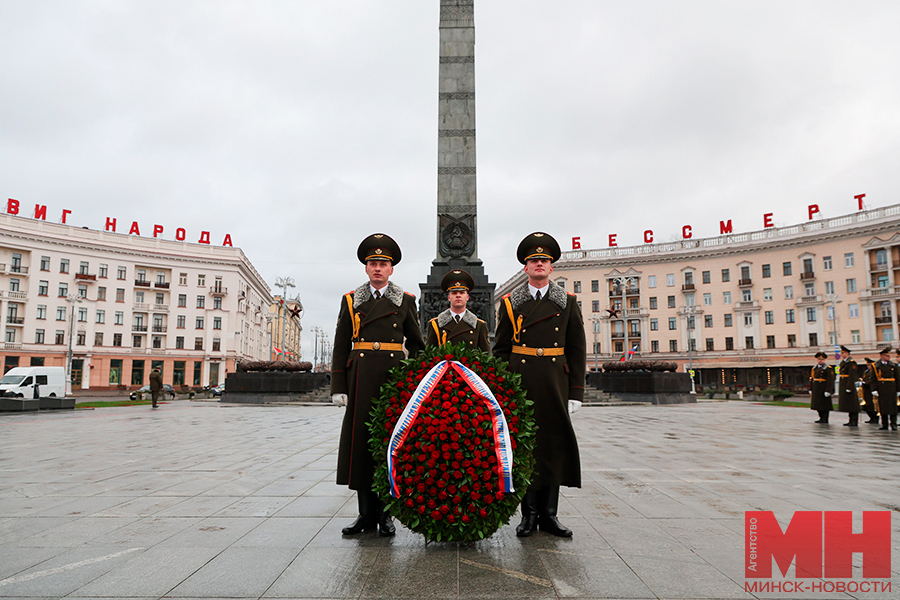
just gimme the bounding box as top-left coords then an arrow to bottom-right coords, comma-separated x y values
425,269 -> 490,352
494,232 -> 586,537
331,233 -> 426,536
867,347 -> 899,431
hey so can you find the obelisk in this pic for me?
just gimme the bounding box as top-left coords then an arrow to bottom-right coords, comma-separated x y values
420,0 -> 495,333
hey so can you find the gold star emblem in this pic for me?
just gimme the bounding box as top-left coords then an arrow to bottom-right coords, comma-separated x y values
374,248 -> 382,254
536,246 -> 544,253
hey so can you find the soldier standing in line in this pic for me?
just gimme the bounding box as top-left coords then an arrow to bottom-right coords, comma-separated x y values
424,269 -> 490,352
810,351 -> 835,423
330,234 -> 426,536
837,346 -> 861,427
860,358 -> 880,423
494,232 -> 586,538
868,347 -> 899,431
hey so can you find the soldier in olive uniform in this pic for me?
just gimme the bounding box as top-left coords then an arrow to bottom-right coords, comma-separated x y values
867,347 -> 899,431
837,346 -> 861,426
810,351 -> 835,423
494,232 -> 586,538
331,234 -> 426,536
860,358 -> 880,423
425,269 -> 490,352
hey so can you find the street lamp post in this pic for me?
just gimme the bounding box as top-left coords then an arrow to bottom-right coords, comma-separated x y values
682,304 -> 699,394
65,293 -> 83,396
826,293 -> 842,395
591,317 -> 600,372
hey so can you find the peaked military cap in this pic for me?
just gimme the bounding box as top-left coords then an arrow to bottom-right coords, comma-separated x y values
441,269 -> 475,293
840,345 -> 850,353
357,233 -> 401,265
880,346 -> 892,355
517,232 -> 561,264
865,357 -> 875,364
815,351 -> 828,359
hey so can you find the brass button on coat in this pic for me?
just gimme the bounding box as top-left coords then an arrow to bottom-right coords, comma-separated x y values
373,342 -> 381,350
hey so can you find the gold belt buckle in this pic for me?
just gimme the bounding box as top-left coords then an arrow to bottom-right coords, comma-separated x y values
373,341 -> 381,350
536,348 -> 544,357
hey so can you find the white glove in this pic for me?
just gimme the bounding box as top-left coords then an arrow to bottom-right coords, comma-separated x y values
824,392 -> 831,398
568,400 -> 582,414
332,393 -> 347,407
873,391 -> 879,397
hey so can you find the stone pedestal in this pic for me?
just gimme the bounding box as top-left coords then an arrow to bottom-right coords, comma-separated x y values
589,372 -> 697,405
223,371 -> 330,404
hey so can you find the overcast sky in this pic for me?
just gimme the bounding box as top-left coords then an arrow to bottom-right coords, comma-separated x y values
2,1 -> 899,361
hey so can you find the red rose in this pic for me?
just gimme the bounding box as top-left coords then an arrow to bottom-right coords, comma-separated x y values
479,508 -> 488,518
452,495 -> 461,504
462,515 -> 471,523
484,494 -> 494,504
432,510 -> 443,520
417,505 -> 426,514
427,499 -> 436,509
405,499 -> 415,508
447,515 -> 456,523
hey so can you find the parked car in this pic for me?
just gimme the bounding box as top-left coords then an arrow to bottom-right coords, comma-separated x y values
0,366 -> 66,398
130,384 -> 175,400
211,384 -> 225,397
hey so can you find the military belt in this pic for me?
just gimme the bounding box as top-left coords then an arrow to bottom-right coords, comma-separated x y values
512,345 -> 565,357
353,342 -> 403,351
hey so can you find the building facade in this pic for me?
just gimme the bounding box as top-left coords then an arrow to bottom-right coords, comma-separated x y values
495,203 -> 900,390
0,214 -> 272,390
269,296 -> 303,361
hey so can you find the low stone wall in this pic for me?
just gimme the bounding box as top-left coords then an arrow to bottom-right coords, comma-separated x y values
588,371 -> 696,405
223,371 -> 331,404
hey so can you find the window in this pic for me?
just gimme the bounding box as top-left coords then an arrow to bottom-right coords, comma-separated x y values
744,314 -> 753,327
179,272 -> 187,285
875,249 -> 888,268
809,333 -> 818,346
193,361 -> 203,385
763,288 -> 772,301
689,338 -> 697,351
116,288 -> 125,302
741,289 -> 752,302
94,332 -> 103,346
133,335 -> 142,348
195,337 -> 204,350
851,330 -> 861,344
883,330 -> 894,342
702,271 -> 710,284
198,275 -> 206,287
669,340 -> 677,352
845,252 -> 854,268
848,303 -> 858,318
704,315 -> 713,328
684,272 -> 694,285
152,336 -> 163,349
740,265 -> 751,281
156,272 -> 166,285
803,258 -> 814,274
806,307 -> 817,322
651,340 -> 659,353
212,338 -> 221,351
156,292 -> 165,305
77,307 -> 87,322
40,256 -> 50,271
213,317 -> 222,330
647,276 -> 656,288
649,297 -> 658,310
667,296 -> 675,309
784,285 -> 793,299
5,329 -> 16,343
765,310 -> 773,325
38,280 -> 48,296
591,300 -> 600,313
196,317 -> 204,329
136,268 -> 147,283
176,336 -> 184,349
666,274 -> 675,287
706,338 -> 714,351
99,264 -> 108,278
787,334 -> 797,348
762,264 -> 771,278
745,337 -> 754,349
37,305 -> 47,320
97,287 -> 106,301
35,329 -> 45,344
117,266 -> 126,280
766,335 -> 775,349
721,269 -> 730,282
76,332 -> 85,346
178,294 -> 187,307
213,297 -> 222,310
115,311 -> 123,325
668,317 -> 676,330
724,314 -> 733,327
56,306 -> 66,321
685,294 -> 694,306
723,291 -> 731,304
96,310 -> 105,324
725,337 -> 734,350
8,278 -> 19,292
173,361 -> 185,386
58,283 -> 68,297
196,295 -> 205,309
786,309 -> 795,323
177,315 -> 185,328
846,278 -> 857,293
55,330 -> 65,344
135,291 -> 144,303
703,293 -> 711,305
113,333 -> 122,347
687,316 -> 695,330
877,274 -> 889,288
60,258 -> 69,273
78,284 -> 87,298
79,261 -> 89,275
783,262 -> 792,276
824,281 -> 834,295
573,281 -> 581,293
131,360 -> 144,385
650,318 -> 658,331
826,305 -> 835,321
823,256 -> 832,270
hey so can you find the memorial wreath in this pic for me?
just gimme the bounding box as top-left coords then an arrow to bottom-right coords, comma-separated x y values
369,343 -> 536,542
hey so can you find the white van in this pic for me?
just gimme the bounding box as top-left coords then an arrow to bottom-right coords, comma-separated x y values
0,366 -> 67,398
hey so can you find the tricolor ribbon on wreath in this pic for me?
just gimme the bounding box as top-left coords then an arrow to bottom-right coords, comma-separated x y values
386,360 -> 514,498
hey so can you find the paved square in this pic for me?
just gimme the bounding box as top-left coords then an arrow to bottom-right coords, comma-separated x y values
0,400 -> 897,599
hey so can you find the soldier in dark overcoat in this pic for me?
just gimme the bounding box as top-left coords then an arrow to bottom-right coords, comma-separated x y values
836,346 -> 861,426
494,232 -> 586,538
867,347 -> 899,430
331,234 -> 426,536
860,358 -> 880,423
149,368 -> 162,409
810,351 -> 835,423
425,269 -> 490,352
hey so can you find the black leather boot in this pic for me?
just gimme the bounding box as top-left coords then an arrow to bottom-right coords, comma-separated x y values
515,490 -> 539,537
844,413 -> 858,426
891,415 -> 897,431
374,495 -> 395,537
537,486 -> 573,538
879,415 -> 889,430
342,491 -> 377,535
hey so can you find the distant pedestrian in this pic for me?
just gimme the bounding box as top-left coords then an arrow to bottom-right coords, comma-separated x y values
149,368 -> 162,409
810,351 -> 834,423
837,346 -> 861,427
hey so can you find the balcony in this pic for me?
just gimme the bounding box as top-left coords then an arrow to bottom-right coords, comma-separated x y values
734,301 -> 759,310
875,315 -> 893,324
738,278 -> 753,287
800,271 -> 816,280
3,342 -> 22,350
152,325 -> 168,333
209,286 -> 228,296
75,273 -> 97,282
6,316 -> 24,325
681,283 -> 695,292
9,265 -> 29,275
133,303 -> 149,312
797,295 -> 822,304
154,281 -> 170,289
150,349 -> 167,355
861,286 -> 900,299
134,279 -> 151,287
132,325 -> 148,332
152,304 -> 168,313
6,291 -> 27,300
